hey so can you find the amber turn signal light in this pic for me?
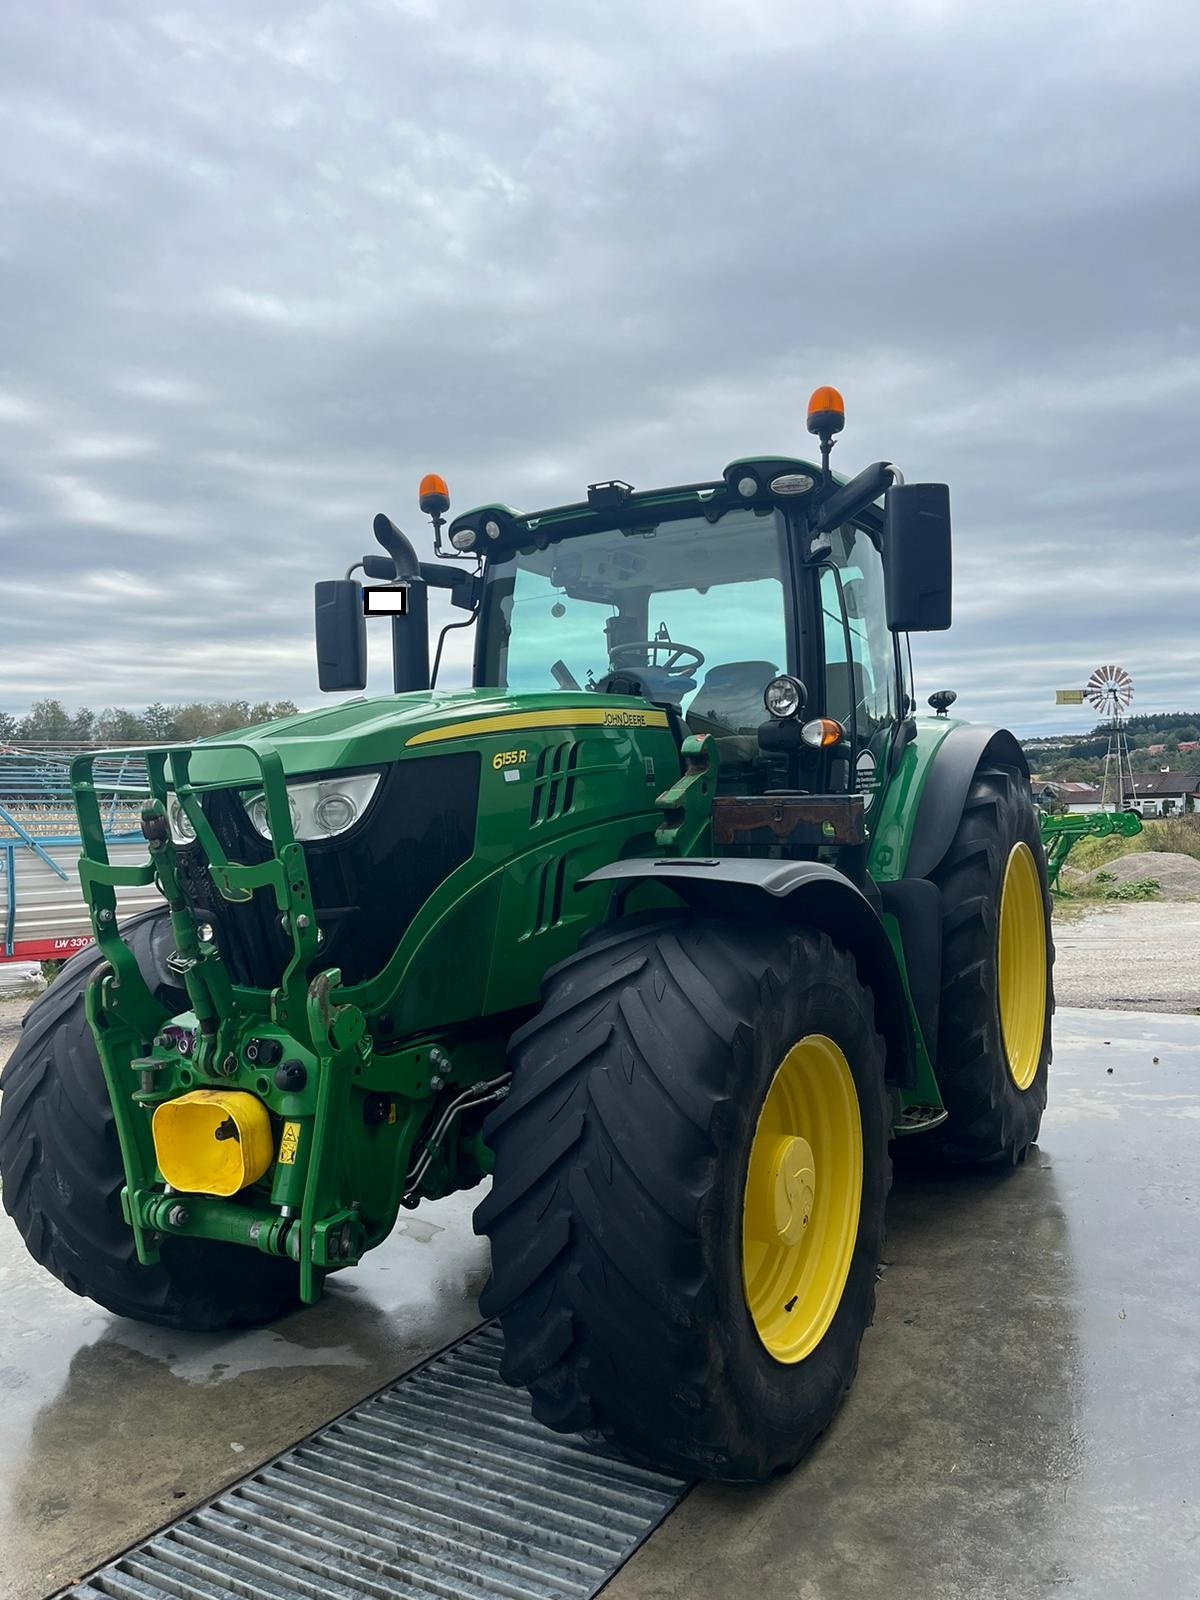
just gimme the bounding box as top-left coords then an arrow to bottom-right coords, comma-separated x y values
419,473 -> 451,517
800,717 -> 845,749
806,386 -> 845,436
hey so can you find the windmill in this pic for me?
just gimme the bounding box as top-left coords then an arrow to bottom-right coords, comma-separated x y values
1084,665 -> 1136,812
1055,666 -> 1137,811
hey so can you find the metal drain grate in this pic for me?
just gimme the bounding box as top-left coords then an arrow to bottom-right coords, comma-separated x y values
64,1323 -> 688,1600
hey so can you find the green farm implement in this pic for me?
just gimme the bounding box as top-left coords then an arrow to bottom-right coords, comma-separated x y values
0,387 -> 1054,1482
1040,807 -> 1143,889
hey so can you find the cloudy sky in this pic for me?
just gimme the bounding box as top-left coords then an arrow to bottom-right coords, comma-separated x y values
1,0 -> 1197,735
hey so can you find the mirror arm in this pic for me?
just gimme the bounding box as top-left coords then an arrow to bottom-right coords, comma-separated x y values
815,462 -> 902,533
420,561 -> 482,612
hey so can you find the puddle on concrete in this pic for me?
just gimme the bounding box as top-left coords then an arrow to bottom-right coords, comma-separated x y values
108,1324 -> 370,1384
0,1188 -> 491,1599
394,1216 -> 445,1243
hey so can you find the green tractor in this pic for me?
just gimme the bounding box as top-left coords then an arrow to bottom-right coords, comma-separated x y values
0,387 -> 1053,1483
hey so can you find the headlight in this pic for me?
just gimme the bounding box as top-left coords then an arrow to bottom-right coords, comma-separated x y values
168,797 -> 197,846
247,793 -> 302,840
244,772 -> 381,841
763,675 -> 806,720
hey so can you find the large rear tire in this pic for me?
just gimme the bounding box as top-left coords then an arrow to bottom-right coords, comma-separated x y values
0,911 -> 307,1330
919,763 -> 1054,1166
475,913 -> 891,1483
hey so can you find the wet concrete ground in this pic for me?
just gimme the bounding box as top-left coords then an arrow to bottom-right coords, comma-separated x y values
611,1007 -> 1200,1600
1,1007 -> 1197,1600
0,1192 -> 491,1598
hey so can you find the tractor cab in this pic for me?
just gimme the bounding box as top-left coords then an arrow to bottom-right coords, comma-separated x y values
318,387 -> 953,869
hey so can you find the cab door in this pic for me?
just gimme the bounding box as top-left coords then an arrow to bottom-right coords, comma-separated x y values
817,521 -> 904,829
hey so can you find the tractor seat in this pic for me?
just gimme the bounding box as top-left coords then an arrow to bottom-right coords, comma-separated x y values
685,660 -> 778,765
687,661 -> 779,733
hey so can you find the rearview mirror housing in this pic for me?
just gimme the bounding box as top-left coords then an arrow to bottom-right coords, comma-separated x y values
884,483 -> 952,631
314,579 -> 367,691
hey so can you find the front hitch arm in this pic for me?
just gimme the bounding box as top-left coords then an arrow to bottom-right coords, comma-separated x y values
654,733 -> 719,854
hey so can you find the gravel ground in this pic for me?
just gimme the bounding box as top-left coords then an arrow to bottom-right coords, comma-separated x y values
0,996 -> 29,1073
1051,899 -> 1200,1013
0,965 -> 40,1072
0,900 -> 1196,1080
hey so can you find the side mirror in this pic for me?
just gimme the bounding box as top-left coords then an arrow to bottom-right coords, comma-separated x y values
314,579 -> 367,691
362,554 -> 397,580
884,483 -> 952,631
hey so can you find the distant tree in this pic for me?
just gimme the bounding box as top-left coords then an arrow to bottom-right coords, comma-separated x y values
142,703 -> 178,741
4,698 -> 303,746
97,707 -> 151,742
153,699 -> 301,741
170,703 -> 213,742
1024,711 -> 1200,786
16,699 -> 74,742
172,702 -> 241,740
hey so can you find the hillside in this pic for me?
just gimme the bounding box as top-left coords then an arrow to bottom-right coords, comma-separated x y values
1022,711 -> 1200,782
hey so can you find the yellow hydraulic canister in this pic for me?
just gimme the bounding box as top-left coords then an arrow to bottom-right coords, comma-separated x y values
151,1090 -> 274,1196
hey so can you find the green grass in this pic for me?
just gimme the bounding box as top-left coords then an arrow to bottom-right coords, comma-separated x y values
1063,815 -> 1200,872
1050,896 -> 1096,922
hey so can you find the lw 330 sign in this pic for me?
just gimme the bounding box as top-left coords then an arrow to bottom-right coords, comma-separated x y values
1,934 -> 93,965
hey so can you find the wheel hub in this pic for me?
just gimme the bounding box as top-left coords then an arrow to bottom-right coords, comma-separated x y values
770,1136 -> 816,1245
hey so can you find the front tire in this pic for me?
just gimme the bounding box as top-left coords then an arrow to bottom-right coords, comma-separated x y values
0,911 -> 308,1330
475,913 -> 891,1483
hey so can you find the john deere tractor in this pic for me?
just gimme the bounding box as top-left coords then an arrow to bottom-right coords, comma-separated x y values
0,388 -> 1053,1482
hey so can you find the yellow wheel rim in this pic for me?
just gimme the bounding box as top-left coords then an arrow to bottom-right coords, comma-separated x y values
741,1035 -> 862,1364
997,841 -> 1048,1091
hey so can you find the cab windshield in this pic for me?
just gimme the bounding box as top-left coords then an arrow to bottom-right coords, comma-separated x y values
477,508 -> 790,736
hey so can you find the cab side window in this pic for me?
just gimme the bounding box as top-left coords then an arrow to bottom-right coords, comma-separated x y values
819,524 -> 898,740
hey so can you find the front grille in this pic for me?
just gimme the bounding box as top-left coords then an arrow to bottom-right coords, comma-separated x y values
176,754 -> 480,990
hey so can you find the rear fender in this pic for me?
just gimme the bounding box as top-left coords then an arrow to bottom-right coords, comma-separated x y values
580,858 -> 915,1089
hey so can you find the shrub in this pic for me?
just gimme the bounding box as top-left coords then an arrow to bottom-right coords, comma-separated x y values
1146,816 -> 1200,859
1102,878 -> 1160,901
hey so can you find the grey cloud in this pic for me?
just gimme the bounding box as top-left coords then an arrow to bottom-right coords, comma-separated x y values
1,0 -> 1197,734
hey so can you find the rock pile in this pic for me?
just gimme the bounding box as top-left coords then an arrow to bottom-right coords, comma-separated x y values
1083,851 -> 1200,901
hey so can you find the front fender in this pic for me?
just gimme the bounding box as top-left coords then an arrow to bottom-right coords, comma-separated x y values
903,724 -> 1029,881
581,857 -> 915,1089
870,719 -> 1029,885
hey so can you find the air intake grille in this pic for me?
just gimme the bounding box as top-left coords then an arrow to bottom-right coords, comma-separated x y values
529,739 -> 582,827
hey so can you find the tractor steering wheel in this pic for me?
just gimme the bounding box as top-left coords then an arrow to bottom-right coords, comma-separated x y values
608,639 -> 706,679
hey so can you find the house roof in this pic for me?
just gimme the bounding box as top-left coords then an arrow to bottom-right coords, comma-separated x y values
1052,781 -> 1102,797
1130,772 -> 1200,797
1041,773 -> 1199,801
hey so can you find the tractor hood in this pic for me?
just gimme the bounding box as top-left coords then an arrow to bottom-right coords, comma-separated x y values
183,689 -> 667,788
